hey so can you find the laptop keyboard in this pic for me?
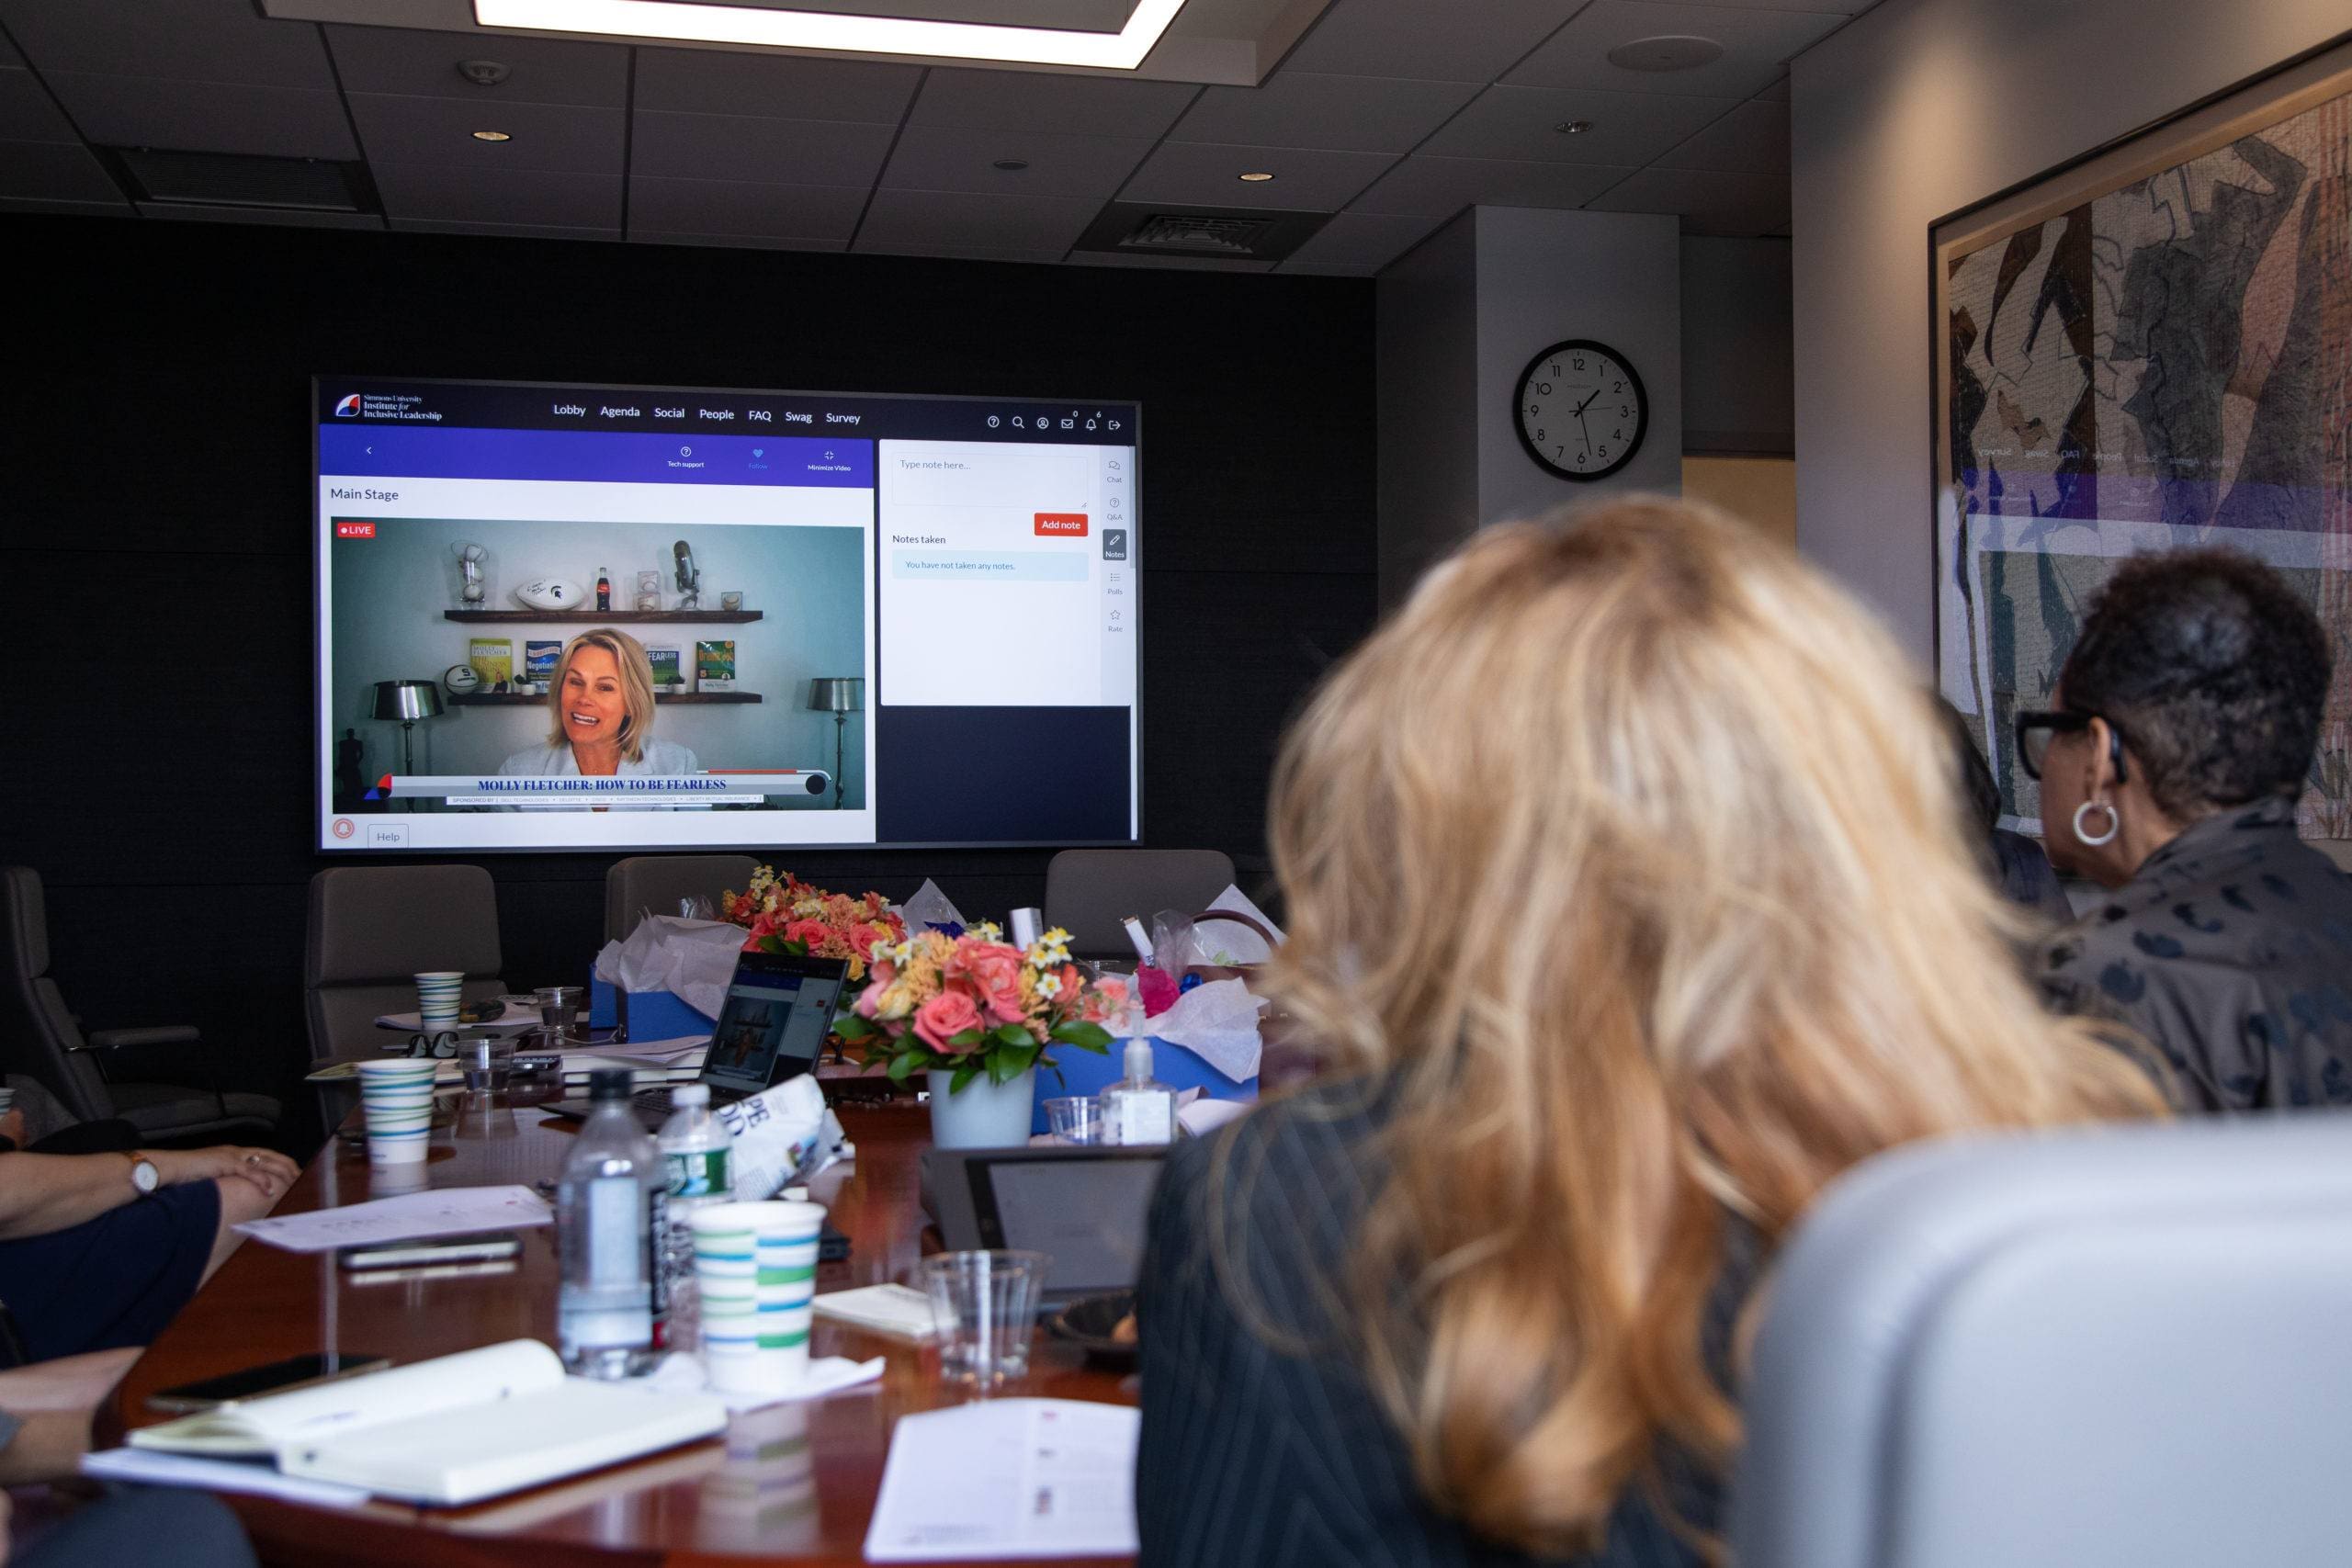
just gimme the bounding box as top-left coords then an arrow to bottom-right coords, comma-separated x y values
634,1085 -> 741,1121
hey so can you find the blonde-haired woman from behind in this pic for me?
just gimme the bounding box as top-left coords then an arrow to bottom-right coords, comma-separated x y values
1134,499 -> 2162,1568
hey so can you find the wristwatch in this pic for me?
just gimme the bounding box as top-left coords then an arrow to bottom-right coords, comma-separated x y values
127,1154 -> 161,1196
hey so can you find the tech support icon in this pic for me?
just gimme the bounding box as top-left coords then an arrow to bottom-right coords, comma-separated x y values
334,394 -> 362,417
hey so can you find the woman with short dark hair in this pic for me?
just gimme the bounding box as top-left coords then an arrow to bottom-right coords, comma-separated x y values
2024,547 -> 2352,1111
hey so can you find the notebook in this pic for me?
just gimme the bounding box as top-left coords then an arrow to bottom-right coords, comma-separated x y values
129,1340 -> 724,1506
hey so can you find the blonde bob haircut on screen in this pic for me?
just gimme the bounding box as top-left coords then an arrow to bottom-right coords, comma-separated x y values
548,626 -> 659,764
1249,498 -> 2162,1559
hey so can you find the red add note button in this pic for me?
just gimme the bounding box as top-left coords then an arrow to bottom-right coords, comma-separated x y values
334,521 -> 377,538
1034,513 -> 1089,537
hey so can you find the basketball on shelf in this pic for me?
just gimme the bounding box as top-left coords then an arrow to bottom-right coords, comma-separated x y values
444,663 -> 481,695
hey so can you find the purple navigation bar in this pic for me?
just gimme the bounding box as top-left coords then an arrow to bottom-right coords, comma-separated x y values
318,425 -> 874,488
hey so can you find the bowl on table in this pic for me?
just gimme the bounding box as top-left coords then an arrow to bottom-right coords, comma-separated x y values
1046,1291 -> 1138,1370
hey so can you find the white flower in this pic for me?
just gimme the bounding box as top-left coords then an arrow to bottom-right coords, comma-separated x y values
971,920 -> 1003,942
1035,971 -> 1066,1000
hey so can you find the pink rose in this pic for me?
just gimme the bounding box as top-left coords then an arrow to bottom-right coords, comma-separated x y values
957,942 -> 1029,1025
854,959 -> 894,1021
785,918 -> 831,951
914,987 -> 984,1054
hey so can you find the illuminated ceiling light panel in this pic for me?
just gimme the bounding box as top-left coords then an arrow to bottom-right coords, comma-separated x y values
473,0 -> 1189,70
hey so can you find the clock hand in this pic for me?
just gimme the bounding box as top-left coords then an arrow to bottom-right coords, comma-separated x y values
1572,388 -> 1601,417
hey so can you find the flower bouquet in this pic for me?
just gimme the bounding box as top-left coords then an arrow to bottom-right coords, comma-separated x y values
720,867 -> 905,984
834,923 -> 1125,1095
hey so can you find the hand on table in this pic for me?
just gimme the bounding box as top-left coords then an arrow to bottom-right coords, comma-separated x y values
151,1146 -> 299,1201
0,1110 -> 23,1151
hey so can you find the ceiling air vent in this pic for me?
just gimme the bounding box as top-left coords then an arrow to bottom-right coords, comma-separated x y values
1072,201 -> 1332,264
101,149 -> 379,213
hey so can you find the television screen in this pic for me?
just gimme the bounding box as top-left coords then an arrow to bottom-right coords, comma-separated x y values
314,378 -> 1139,852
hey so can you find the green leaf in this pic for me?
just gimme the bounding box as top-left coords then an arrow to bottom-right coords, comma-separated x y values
1049,1021 -> 1114,1054
781,939 -> 809,957
946,1027 -> 988,1052
950,1058 -> 982,1096
832,1014 -> 878,1043
755,934 -> 786,954
989,1041 -> 1042,1086
992,1023 -> 1033,1050
885,1051 -> 918,1083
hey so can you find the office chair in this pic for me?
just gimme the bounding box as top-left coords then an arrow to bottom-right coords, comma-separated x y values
0,867 -> 279,1145
303,865 -> 504,1067
1042,849 -> 1237,959
1734,1111 -> 2352,1568
605,854 -> 760,942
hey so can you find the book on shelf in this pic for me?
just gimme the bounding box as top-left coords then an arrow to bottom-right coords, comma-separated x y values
129,1340 -> 723,1506
523,638 -> 562,685
695,639 -> 736,692
468,637 -> 514,694
646,644 -> 683,690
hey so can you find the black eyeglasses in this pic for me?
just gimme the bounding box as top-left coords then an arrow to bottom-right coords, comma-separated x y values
2013,709 -> 2129,783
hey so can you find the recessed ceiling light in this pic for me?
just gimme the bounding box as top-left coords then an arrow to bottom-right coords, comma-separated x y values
1238,171 -> 1275,182
1605,34 -> 1726,73
471,130 -> 513,141
993,159 -> 1030,172
1554,119 -> 1594,135
473,0 -> 1191,71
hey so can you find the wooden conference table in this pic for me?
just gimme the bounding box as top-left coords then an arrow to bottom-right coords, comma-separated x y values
109,1088 -> 1136,1567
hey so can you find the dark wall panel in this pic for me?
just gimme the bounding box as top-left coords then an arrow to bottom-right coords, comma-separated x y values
0,216 -> 1376,1137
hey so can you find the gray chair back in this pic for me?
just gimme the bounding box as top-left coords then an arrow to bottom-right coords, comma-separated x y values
304,866 -> 504,1066
1734,1111 -> 2352,1568
1043,849 -> 1237,958
605,855 -> 760,942
0,867 -> 114,1122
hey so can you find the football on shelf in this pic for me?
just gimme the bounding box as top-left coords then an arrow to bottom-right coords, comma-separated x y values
512,578 -> 584,611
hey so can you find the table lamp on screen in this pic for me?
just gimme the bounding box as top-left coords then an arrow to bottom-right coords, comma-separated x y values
808,678 -> 863,812
371,680 -> 444,810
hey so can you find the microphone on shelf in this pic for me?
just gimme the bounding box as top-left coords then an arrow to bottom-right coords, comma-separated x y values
673,540 -> 700,608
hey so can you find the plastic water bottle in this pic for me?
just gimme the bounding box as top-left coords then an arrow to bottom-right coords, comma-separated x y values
558,1069 -> 668,1379
1098,1038 -> 1177,1145
657,1083 -> 734,1352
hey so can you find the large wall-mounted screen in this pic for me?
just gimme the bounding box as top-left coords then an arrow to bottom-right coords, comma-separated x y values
314,378 -> 1139,852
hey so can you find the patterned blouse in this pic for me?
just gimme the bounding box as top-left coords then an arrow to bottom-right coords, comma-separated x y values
2040,796 -> 2352,1112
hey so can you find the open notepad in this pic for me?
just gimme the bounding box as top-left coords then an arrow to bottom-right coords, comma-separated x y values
865,1399 -> 1140,1561
130,1340 -> 725,1506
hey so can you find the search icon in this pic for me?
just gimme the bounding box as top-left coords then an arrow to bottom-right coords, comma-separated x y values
1012,416 -> 1024,428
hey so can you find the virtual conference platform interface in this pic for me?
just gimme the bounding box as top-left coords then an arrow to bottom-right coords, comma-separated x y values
315,379 -> 1140,853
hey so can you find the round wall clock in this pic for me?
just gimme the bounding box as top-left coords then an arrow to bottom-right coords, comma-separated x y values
1514,339 -> 1648,480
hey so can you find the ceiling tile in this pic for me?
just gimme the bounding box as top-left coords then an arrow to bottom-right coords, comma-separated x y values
392,217 -> 620,240
0,0 -> 333,87
41,73 -> 358,158
629,230 -> 845,253
1504,1 -> 1846,99
880,123 -> 1153,199
1281,0 -> 1589,85
1275,209 -> 1436,271
0,31 -> 21,68
325,25 -> 628,107
856,187 -> 1099,254
1120,141 -> 1394,211
347,93 -> 623,175
910,68 -> 1197,139
1170,71 -> 1474,154
1756,66 -> 1791,100
1421,84 -> 1734,166
370,163 -> 621,227
633,48 -> 918,123
0,136 -> 121,201
1349,152 -> 1632,217
0,67 -> 74,141
1657,97 -> 1786,172
629,175 -> 867,241
1071,252 -> 1277,272
139,200 -> 385,228
856,242 -> 1067,265
1583,164 -> 1789,234
0,194 -> 126,215
633,109 -> 893,187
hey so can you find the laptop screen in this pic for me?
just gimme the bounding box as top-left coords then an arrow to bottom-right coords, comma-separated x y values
968,1152 -> 1165,1297
700,951 -> 848,1098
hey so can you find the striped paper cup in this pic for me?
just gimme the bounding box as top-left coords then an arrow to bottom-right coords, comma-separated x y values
413,970 -> 465,1031
356,1057 -> 438,1165
695,1200 -> 827,1394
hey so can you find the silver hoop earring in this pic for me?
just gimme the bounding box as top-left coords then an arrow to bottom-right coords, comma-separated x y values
2073,799 -> 2120,848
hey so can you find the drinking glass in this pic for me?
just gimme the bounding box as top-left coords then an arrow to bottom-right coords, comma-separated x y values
1044,1097 -> 1104,1145
461,1033 -> 516,1093
919,1250 -> 1048,1387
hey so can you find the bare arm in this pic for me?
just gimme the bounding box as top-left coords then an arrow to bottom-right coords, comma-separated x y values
0,1148 -> 296,1240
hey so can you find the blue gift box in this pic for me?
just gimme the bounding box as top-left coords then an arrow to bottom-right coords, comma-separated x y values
589,976 -> 715,1043
1030,1036 -> 1257,1134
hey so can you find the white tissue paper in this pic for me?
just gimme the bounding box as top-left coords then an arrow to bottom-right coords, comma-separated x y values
592,915 -> 747,1021
1148,977 -> 1268,1083
1195,885 -> 1286,964
712,1075 -> 848,1201
896,879 -> 967,932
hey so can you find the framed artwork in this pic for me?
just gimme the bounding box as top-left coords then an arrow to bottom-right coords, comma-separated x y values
1932,39 -> 2352,839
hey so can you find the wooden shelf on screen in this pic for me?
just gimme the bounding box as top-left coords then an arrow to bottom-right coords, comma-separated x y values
443,610 -> 763,623
447,692 -> 763,705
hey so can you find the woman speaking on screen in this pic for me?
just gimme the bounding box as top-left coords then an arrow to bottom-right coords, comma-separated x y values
499,627 -> 701,785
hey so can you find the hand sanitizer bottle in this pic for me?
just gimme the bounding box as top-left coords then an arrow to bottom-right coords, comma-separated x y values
1099,1038 -> 1177,1145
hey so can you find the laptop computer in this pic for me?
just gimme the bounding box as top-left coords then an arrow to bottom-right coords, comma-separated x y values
922,1145 -> 1168,1305
547,949 -> 850,1131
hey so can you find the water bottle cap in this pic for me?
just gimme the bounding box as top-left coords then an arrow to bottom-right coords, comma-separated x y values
673,1084 -> 710,1107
